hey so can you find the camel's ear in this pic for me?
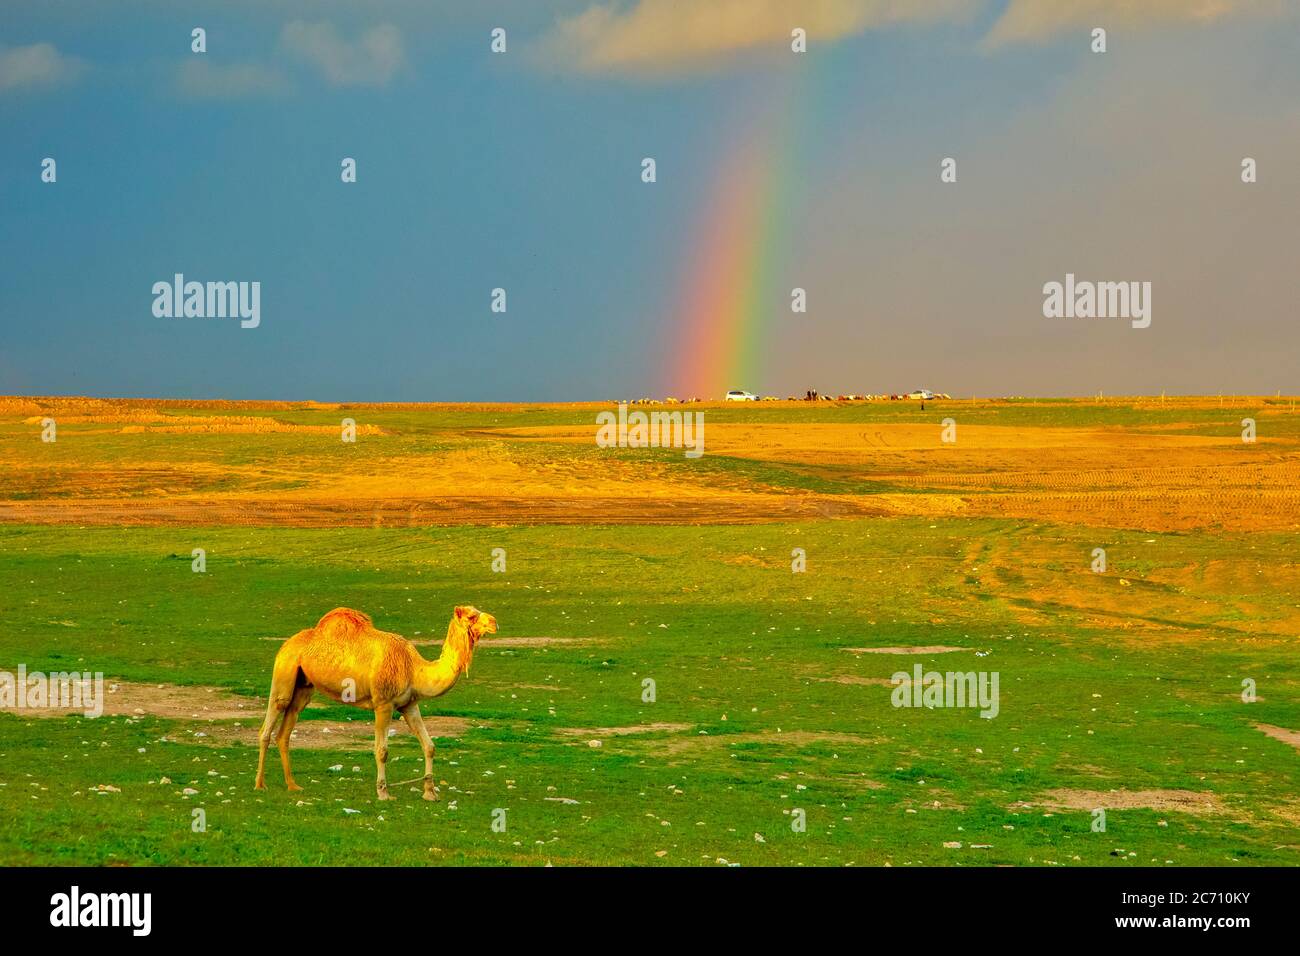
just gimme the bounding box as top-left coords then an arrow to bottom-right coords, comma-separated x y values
455,605 -> 479,622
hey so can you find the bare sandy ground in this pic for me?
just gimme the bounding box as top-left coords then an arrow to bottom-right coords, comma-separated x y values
556,722 -> 693,737
0,678 -> 469,751
3,396 -> 1298,531
1256,723 -> 1300,752
842,646 -> 969,654
1022,788 -> 1230,815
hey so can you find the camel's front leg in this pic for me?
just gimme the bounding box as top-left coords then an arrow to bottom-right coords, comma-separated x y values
373,706 -> 394,801
401,703 -> 439,801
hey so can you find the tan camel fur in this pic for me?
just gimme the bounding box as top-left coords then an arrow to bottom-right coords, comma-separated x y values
255,605 -> 497,801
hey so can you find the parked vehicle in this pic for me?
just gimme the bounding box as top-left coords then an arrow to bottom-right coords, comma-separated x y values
725,390 -> 758,402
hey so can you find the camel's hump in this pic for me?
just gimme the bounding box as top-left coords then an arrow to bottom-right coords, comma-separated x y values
315,607 -> 373,633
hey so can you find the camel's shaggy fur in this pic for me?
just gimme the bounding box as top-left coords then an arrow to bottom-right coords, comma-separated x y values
255,605 -> 497,801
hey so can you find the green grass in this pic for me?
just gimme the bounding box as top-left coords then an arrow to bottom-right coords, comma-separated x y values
2,518 -> 1298,866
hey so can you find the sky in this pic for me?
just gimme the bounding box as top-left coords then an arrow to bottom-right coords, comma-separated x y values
1,0 -> 1298,402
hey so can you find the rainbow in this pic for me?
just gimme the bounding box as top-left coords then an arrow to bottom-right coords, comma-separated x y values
667,69 -> 813,399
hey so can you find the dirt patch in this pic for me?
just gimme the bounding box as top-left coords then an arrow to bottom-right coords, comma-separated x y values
842,646 -> 968,655
1262,801 -> 1300,827
171,719 -> 358,750
558,722 -> 692,737
1024,788 -> 1229,815
0,678 -> 262,721
168,714 -> 469,751
413,635 -> 602,648
1,678 -> 469,751
814,675 -> 895,686
734,730 -> 877,747
0,494 -> 886,528
1255,723 -> 1300,752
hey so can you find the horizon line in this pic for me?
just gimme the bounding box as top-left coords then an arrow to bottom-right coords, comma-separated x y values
4,392 -> 1296,407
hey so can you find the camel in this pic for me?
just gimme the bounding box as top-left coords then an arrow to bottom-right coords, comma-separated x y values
255,605 -> 497,801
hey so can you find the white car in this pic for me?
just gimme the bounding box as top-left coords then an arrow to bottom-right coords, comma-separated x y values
907,389 -> 935,401
725,390 -> 758,402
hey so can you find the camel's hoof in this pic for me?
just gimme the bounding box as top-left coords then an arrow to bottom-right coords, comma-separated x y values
377,790 -> 394,802
423,788 -> 440,802
254,782 -> 266,791
286,782 -> 303,792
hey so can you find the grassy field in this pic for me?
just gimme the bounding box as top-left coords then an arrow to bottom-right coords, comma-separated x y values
1,396 -> 1298,866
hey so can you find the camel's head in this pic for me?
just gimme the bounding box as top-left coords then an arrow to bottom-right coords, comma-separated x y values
455,605 -> 498,646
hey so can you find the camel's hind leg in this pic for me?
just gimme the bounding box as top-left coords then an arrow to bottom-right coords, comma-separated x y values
255,663 -> 302,790
401,703 -> 439,801
373,705 -> 394,801
275,682 -> 314,792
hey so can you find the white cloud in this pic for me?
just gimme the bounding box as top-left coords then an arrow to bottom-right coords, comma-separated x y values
533,0 -> 974,76
532,0 -> 1296,74
280,21 -> 405,87
0,42 -> 86,93
176,60 -> 291,99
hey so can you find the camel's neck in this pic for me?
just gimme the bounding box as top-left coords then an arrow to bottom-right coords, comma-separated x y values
413,619 -> 475,699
